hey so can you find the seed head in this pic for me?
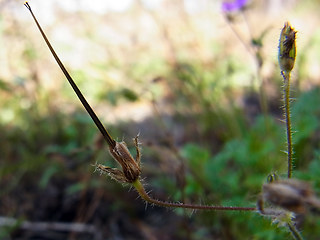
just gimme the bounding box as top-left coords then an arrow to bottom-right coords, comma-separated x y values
109,141 -> 141,183
95,137 -> 141,183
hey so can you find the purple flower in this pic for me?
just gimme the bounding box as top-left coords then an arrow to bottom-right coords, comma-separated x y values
222,0 -> 248,12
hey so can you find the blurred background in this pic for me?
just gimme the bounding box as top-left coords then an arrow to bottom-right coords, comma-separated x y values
1,0 -> 320,239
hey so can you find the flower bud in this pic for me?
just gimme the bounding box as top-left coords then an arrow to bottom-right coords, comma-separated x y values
278,22 -> 296,73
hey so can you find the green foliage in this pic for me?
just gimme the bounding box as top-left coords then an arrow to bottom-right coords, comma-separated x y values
0,83 -> 101,194
291,87 -> 320,169
175,115 -> 291,239
164,86 -> 320,239
169,60 -> 252,142
2,49 -> 320,239
3,3 -> 320,237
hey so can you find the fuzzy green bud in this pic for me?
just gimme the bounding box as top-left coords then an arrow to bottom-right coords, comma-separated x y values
278,22 -> 296,73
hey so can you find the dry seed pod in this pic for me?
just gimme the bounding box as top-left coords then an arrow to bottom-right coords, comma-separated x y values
95,137 -> 141,183
109,141 -> 141,183
262,179 -> 320,214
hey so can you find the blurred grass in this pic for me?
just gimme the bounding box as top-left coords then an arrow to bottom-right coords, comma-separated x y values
1,0 -> 320,239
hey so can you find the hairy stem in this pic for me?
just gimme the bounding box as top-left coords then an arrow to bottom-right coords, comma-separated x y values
288,222 -> 304,240
282,71 -> 293,178
133,180 -> 256,211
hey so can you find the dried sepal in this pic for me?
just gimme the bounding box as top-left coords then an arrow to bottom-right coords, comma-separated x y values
95,136 -> 141,183
278,22 -> 296,73
109,140 -> 141,183
257,177 -> 320,238
133,135 -> 141,167
257,194 -> 283,217
95,164 -> 127,183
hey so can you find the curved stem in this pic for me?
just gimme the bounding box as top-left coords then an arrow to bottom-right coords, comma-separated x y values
282,71 -> 293,178
133,180 -> 256,211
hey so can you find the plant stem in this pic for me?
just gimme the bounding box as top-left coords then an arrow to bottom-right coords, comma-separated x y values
133,180 -> 256,211
282,71 -> 293,178
288,222 -> 304,240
